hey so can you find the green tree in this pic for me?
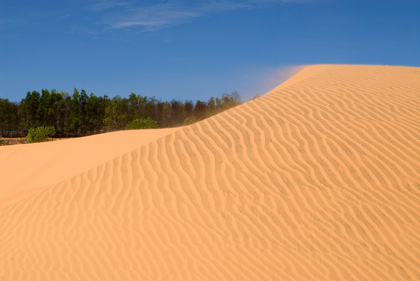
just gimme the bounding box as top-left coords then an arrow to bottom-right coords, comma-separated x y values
78,89 -> 89,134
68,89 -> 91,135
220,91 -> 241,110
55,91 -> 70,136
157,101 -> 171,127
184,100 -> 194,119
125,117 -> 158,130
127,93 -> 148,121
183,116 -> 199,126
103,95 -> 128,131
170,100 -> 184,126
19,91 -> 41,131
38,89 -> 54,127
3,88 -> 242,138
207,97 -> 216,116
68,88 -> 82,135
26,126 -> 56,143
215,97 -> 222,112
193,100 -> 207,120
144,97 -> 158,121
0,98 -> 20,137
84,93 -> 107,134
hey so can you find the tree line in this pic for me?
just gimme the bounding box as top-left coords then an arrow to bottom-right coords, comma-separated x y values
0,89 -> 241,138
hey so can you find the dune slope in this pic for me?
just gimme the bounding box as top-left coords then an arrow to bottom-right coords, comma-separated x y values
1,65 -> 419,281
0,129 -> 177,209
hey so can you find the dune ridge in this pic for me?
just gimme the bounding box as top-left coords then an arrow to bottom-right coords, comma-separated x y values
1,65 -> 419,280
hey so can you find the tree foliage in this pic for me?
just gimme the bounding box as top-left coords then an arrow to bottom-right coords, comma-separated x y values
26,126 -> 56,143
183,116 -> 200,126
125,117 -> 158,130
0,98 -> 19,137
0,90 -> 242,139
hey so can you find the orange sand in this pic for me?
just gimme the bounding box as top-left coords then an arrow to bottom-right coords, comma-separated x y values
1,65 -> 419,280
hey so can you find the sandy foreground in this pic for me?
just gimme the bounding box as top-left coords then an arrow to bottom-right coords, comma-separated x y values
0,65 -> 419,280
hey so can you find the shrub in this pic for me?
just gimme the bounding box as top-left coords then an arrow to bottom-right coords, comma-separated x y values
249,93 -> 260,101
183,117 -> 200,126
0,135 -> 5,146
125,117 -> 158,130
26,126 -> 56,143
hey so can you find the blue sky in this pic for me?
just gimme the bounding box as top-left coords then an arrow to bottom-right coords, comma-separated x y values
1,0 -> 419,102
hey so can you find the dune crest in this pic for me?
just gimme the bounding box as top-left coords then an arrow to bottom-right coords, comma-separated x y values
1,65 -> 419,280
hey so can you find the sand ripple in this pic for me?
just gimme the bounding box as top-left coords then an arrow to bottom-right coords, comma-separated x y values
1,65 -> 419,280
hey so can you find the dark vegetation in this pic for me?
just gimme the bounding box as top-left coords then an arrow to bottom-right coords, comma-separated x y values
125,118 -> 158,130
0,89 -> 241,138
26,126 -> 56,143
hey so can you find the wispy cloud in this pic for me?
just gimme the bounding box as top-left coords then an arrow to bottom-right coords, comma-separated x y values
0,0 -> 310,32
248,0 -> 312,4
93,0 -> 310,31
196,1 -> 253,13
103,3 -> 200,30
89,1 -> 131,12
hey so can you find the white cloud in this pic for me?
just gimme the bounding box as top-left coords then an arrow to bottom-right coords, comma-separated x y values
196,1 -> 252,13
105,3 -> 200,30
95,0 -> 311,31
90,1 -> 130,11
248,0 -> 312,3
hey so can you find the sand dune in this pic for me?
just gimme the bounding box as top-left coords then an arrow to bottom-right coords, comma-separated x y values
1,65 -> 419,280
0,129 -> 177,209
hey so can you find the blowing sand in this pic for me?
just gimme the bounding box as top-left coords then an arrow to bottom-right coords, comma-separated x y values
0,65 -> 419,280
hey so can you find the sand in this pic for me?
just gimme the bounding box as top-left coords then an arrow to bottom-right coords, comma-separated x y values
0,65 -> 419,280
